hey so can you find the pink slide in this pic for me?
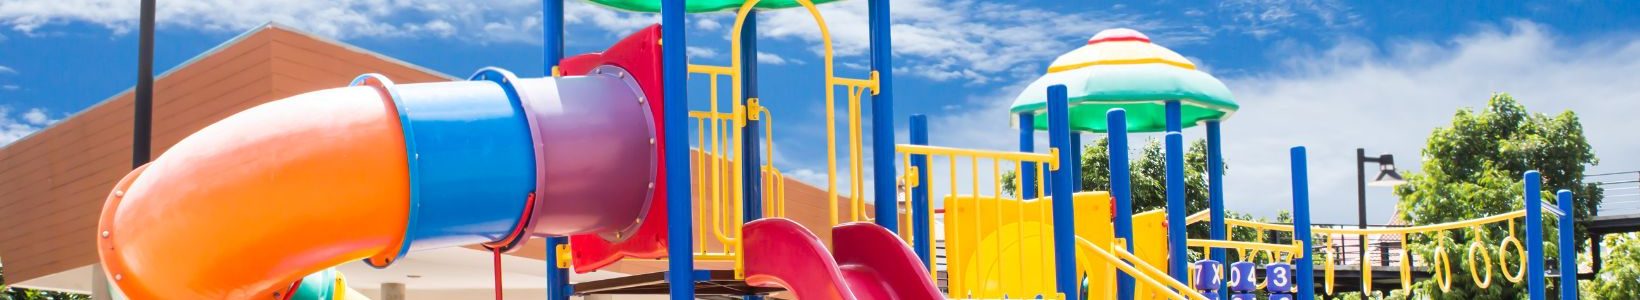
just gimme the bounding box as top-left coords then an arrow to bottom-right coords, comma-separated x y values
742,218 -> 943,300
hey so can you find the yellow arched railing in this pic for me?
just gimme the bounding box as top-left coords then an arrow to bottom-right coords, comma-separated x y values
677,0 -> 872,279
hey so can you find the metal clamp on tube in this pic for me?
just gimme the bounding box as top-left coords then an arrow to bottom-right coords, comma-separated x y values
470,67 -> 543,253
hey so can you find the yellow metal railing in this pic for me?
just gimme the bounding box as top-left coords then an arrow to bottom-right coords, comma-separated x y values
685,60 -> 787,278
690,0 -> 878,232
1190,209 -> 1531,294
1079,238 -> 1213,300
898,144 -> 1060,298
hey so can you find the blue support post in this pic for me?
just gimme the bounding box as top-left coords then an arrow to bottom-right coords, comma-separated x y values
910,115 -> 932,268
1558,189 -> 1578,300
1206,121 -> 1226,300
1164,100 -> 1187,281
1289,147 -> 1316,300
1108,109 -> 1136,300
661,0 -> 694,298
868,0 -> 897,233
1166,101 -> 1182,131
739,13 -> 765,300
544,0 -> 563,69
1047,85 -> 1079,299
1071,133 -> 1083,191
1165,131 -> 1188,281
542,1 -> 570,299
741,11 -> 763,223
1526,171 -> 1546,300
1020,113 -> 1037,199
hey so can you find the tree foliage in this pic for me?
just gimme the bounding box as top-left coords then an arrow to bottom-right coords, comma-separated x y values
999,137 -> 1263,254
1002,137 -> 1215,215
1581,233 -> 1640,299
1392,93 -> 1602,298
0,266 -> 91,300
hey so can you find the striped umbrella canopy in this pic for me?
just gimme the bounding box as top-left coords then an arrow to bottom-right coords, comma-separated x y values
1011,28 -> 1237,133
586,0 -> 844,13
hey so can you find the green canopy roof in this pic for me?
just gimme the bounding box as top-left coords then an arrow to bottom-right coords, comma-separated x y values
1010,64 -> 1237,133
1011,28 -> 1237,133
586,0 -> 844,13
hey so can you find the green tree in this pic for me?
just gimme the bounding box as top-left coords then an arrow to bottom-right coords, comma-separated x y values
1581,233 -> 1640,299
1002,138 -> 1215,216
1392,93 -> 1602,299
1,266 -> 93,300
1000,137 -> 1256,256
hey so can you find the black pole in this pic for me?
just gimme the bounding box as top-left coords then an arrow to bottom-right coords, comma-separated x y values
1356,148 -> 1367,267
1592,233 -> 1603,273
133,0 -> 155,168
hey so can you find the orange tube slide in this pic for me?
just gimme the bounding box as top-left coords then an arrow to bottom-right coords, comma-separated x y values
97,86 -> 411,299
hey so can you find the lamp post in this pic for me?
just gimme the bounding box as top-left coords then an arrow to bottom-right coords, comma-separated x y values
1356,148 -> 1404,267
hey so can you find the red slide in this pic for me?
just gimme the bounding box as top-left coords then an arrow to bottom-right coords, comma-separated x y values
743,218 -> 943,300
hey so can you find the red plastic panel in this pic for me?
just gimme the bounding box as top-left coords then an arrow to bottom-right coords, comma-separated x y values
560,24 -> 671,272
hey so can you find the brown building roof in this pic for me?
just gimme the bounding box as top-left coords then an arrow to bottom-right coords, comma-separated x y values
0,23 -> 451,283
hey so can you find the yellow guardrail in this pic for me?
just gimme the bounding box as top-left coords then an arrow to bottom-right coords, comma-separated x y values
898,144 -> 1062,298
1078,238 -> 1211,300
717,0 -> 880,229
685,59 -> 787,278
1188,209 -> 1530,294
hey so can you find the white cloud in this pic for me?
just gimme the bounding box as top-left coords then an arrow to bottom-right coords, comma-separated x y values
916,21 -> 1640,223
694,15 -> 723,31
0,0 -> 657,43
0,65 -> 14,74
21,108 -> 50,125
563,0 -> 658,36
1217,0 -> 1360,38
1219,21 -> 1640,222
1,107 -> 55,146
757,51 -> 801,65
1,85 -> 18,91
758,0 -> 1196,84
687,46 -> 718,59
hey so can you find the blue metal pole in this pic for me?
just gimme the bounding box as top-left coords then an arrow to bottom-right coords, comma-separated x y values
1526,170 -> 1545,300
1166,101 -> 1182,131
1206,121 -> 1226,300
868,0 -> 897,233
1164,100 -> 1187,281
1020,113 -> 1037,199
1164,131 -> 1188,281
910,115 -> 932,269
544,0 -> 562,67
1071,133 -> 1083,191
1047,85 -> 1079,299
1290,146 -> 1315,300
1558,189 -> 1578,300
1108,108 -> 1136,300
738,14 -> 764,300
542,1 -> 570,299
661,0 -> 694,298
741,11 -> 762,223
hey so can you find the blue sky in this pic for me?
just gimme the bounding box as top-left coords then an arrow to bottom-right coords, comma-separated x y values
2,0 -> 1639,223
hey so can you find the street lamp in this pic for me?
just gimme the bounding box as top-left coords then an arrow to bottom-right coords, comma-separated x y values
1357,148 -> 1404,267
